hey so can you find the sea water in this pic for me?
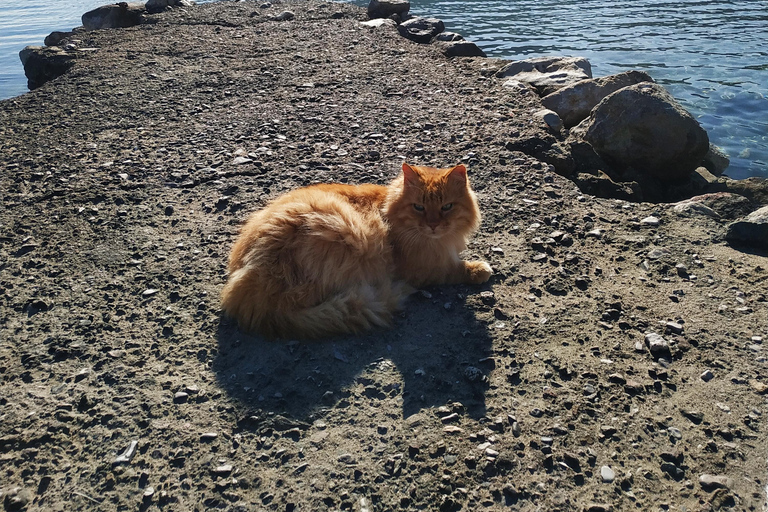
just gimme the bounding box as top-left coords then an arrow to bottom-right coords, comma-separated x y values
1,0 -> 766,179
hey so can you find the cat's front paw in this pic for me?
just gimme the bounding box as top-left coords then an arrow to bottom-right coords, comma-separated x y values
465,260 -> 492,284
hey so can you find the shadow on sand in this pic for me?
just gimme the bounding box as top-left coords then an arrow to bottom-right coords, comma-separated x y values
212,284 -> 495,425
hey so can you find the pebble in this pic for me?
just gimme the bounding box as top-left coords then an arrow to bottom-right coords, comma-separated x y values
213,464 -> 233,474
114,440 -> 139,465
665,321 -> 684,334
440,413 -> 459,424
644,332 -> 669,356
668,426 -> 683,439
200,432 -> 218,441
647,248 -> 671,259
640,216 -> 660,226
699,474 -> 732,490
700,370 -> 714,382
443,426 -> 463,434
174,391 -> 189,403
749,379 -> 768,394
600,465 -> 615,483
142,288 -> 159,297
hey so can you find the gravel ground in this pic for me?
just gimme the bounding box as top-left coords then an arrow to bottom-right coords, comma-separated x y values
1,1 -> 767,511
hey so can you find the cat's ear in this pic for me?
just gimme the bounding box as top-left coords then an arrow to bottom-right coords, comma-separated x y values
447,164 -> 468,186
402,163 -> 421,188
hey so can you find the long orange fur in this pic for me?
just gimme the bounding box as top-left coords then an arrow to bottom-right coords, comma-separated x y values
220,163 -> 492,339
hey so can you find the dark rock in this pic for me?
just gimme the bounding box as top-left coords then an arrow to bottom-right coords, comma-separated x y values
542,70 -> 653,127
582,83 -> 710,182
367,0 -> 409,20
715,176 -> 768,205
397,17 -> 445,44
19,46 -> 77,90
573,172 -> 641,201
725,205 -> 768,249
44,30 -> 76,47
436,41 -> 486,58
82,3 -> 146,31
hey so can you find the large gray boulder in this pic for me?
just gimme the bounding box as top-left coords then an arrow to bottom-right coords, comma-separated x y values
19,46 -> 76,90
146,0 -> 194,14
82,2 -> 145,31
496,57 -> 592,96
367,0 -> 409,20
726,205 -> 768,248
397,17 -> 445,44
542,70 -> 653,127
582,82 -> 710,182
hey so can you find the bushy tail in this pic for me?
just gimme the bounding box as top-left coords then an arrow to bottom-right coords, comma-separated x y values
221,268 -> 412,339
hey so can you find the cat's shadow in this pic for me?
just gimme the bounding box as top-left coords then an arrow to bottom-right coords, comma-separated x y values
212,285 -> 496,423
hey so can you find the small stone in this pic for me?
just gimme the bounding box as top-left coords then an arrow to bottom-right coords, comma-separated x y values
232,156 -> 253,165
680,409 -> 704,423
440,413 -> 459,424
201,432 -> 218,441
143,486 -> 155,499
699,474 -> 732,490
644,332 -> 670,357
213,464 -> 233,475
114,440 -> 139,465
640,216 -> 660,226
665,321 -> 684,334
668,426 -> 682,439
142,288 -> 159,297
173,391 -> 189,403
2,487 -> 32,510
443,425 -> 463,434
700,370 -> 714,382
585,504 -> 613,512
600,465 -> 615,483
749,379 -> 768,394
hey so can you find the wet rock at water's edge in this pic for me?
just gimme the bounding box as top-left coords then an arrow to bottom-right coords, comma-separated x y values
397,17 -> 445,44
496,56 -> 593,95
367,0 -> 410,20
19,46 -> 77,90
542,70 -> 654,127
581,82 -> 710,183
82,2 -> 145,31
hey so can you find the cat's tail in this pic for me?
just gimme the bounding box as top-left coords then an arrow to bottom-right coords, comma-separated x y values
221,269 -> 413,339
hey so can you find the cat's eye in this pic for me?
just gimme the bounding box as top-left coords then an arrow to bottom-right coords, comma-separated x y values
441,203 -> 453,211
413,204 -> 425,212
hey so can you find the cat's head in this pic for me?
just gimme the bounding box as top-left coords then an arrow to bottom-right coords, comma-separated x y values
388,163 -> 481,239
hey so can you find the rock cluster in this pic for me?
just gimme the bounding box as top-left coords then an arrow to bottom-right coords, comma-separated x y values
364,0 -> 486,58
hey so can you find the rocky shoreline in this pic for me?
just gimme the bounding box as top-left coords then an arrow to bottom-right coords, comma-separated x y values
2,1 -> 768,511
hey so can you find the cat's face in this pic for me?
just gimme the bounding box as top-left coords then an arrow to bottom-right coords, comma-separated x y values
395,163 -> 480,239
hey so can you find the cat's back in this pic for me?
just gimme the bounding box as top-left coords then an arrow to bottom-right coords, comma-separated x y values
229,182 -> 389,272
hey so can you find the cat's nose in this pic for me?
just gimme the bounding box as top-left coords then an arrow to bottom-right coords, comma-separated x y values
427,222 -> 439,231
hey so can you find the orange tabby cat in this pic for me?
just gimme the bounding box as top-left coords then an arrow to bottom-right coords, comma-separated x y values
220,163 -> 492,339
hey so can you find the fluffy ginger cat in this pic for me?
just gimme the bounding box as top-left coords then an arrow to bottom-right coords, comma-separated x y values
220,163 -> 492,339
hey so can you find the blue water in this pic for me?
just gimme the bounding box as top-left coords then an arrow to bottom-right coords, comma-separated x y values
1,0 -> 766,179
